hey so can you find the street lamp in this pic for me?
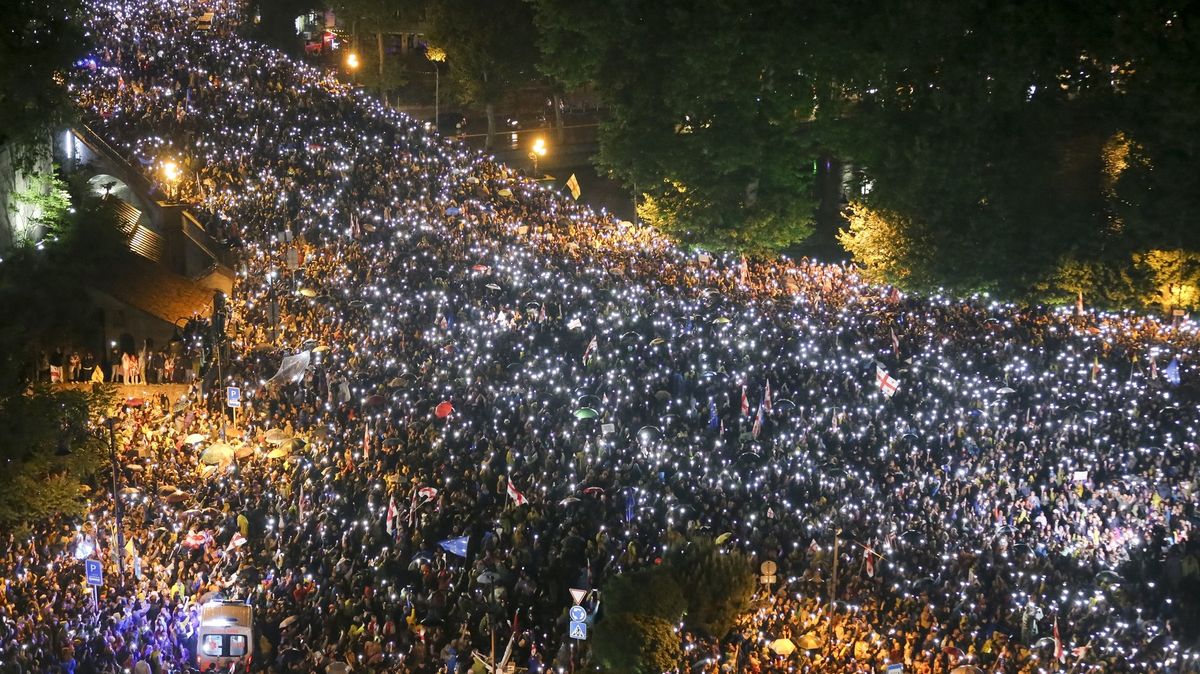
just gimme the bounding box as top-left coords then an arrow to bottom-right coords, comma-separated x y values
426,46 -> 446,128
345,51 -> 360,72
161,159 -> 181,202
529,137 -> 547,177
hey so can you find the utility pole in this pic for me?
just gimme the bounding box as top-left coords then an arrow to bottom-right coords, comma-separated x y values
106,419 -> 126,581
827,528 -> 840,645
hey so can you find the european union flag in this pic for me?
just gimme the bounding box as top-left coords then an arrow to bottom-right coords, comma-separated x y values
438,536 -> 469,558
707,400 -> 719,430
1165,357 -> 1181,386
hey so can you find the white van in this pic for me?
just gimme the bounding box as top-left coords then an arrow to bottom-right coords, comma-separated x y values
197,601 -> 254,671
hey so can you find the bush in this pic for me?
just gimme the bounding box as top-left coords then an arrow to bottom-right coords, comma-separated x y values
592,612 -> 681,674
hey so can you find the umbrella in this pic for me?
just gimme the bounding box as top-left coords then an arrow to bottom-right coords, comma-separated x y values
326,663 -> 350,674
199,443 -> 234,465
267,447 -> 291,459
1035,637 -> 1056,649
124,398 -> 144,408
949,668 -> 983,674
124,464 -> 144,472
166,491 -> 189,504
649,337 -> 666,346
119,487 -> 140,496
279,615 -> 299,629
943,646 -> 964,658
282,437 -> 306,454
485,283 -> 502,291
235,445 -> 256,459
997,387 -> 1016,395
715,532 -> 733,545
173,400 -> 189,413
477,571 -> 500,584
654,390 -> 670,401
184,433 -> 207,445
797,634 -> 822,650
264,429 -> 290,445
157,485 -> 178,496
769,638 -> 797,657
1095,569 -> 1122,584
313,344 -> 330,353
574,407 -> 599,419
471,264 -> 490,272
298,287 -> 317,298
365,394 -> 386,407
435,401 -> 454,418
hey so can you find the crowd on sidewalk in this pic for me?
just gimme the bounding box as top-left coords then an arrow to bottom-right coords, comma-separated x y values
1,0 -> 1198,672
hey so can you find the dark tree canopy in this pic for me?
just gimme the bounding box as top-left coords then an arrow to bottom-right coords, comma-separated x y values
529,0 -> 1200,305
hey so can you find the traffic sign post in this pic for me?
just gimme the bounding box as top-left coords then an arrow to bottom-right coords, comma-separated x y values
85,559 -> 103,586
569,587 -> 587,605
568,605 -> 587,623
886,664 -> 903,674
226,386 -> 241,408
569,621 -> 587,640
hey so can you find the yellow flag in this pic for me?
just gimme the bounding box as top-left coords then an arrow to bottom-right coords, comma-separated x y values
565,173 -> 581,200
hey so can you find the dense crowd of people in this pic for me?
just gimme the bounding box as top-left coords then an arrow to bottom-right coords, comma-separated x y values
2,0 -> 1199,672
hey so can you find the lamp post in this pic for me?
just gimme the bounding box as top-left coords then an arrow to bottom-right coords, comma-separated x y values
426,47 -> 446,128
529,137 -> 547,178
103,416 -> 127,581
345,51 -> 360,83
160,159 -> 181,202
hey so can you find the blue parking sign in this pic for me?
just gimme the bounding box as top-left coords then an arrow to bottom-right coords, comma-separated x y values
226,386 -> 242,408
85,559 -> 103,586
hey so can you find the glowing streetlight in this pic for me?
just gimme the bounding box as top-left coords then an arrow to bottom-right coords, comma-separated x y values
426,46 -> 446,127
161,159 -> 181,201
345,51 -> 360,72
529,137 -> 547,177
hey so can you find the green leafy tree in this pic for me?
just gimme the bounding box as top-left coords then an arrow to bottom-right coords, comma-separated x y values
333,0 -> 418,103
669,538 -> 755,637
0,384 -> 113,530
426,0 -> 538,149
0,0 -> 84,157
592,612 -> 681,674
602,564 -> 686,622
530,0 -> 820,253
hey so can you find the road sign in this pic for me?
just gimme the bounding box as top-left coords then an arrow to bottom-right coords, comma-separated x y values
226,386 -> 241,408
569,605 -> 587,623
569,621 -> 587,640
85,559 -> 103,587
760,574 -> 777,585
569,587 -> 587,605
759,560 -> 777,575
285,246 -> 300,271
886,663 -> 903,674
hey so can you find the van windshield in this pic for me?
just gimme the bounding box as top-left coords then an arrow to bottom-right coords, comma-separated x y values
200,633 -> 250,657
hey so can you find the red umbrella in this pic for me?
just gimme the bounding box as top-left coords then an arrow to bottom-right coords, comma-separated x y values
124,398 -> 144,408
365,394 -> 385,407
435,401 -> 454,418
471,264 -> 490,272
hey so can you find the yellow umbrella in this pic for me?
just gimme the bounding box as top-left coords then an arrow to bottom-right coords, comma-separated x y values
769,638 -> 796,656
267,447 -> 291,459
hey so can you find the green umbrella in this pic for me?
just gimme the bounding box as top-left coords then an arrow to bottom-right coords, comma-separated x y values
574,407 -> 599,419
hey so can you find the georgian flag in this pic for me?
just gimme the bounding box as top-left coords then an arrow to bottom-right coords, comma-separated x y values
763,379 -> 772,413
417,487 -> 439,505
386,495 -> 399,535
583,336 -> 598,365
751,402 -> 764,439
1053,616 -> 1064,663
740,386 -> 750,416
875,366 -> 900,398
506,479 -> 529,506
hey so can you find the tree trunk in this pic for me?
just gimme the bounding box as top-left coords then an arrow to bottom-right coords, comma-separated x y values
376,32 -> 387,104
554,93 -> 564,142
485,102 -> 496,150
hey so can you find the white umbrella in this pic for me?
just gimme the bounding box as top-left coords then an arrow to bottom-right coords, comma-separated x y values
184,433 -> 207,445
264,429 -> 290,445
199,443 -> 234,465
